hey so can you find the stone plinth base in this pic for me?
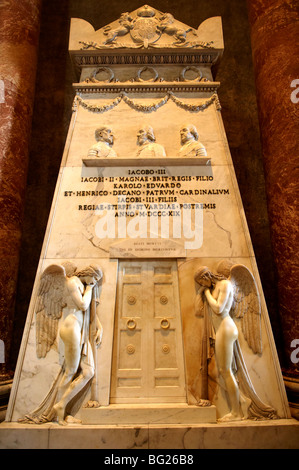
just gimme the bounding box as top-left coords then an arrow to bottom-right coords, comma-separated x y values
0,419 -> 298,449
81,403 -> 216,425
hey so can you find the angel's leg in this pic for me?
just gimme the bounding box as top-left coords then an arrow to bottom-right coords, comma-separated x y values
58,351 -> 94,422
215,316 -> 241,421
54,315 -> 82,424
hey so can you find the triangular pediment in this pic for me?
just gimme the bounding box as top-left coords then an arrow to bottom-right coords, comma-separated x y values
69,5 -> 223,52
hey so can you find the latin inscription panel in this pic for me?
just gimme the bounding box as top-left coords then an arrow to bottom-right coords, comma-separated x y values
45,164 -> 250,259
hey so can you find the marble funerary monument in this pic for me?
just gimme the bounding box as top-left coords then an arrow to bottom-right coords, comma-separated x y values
3,5 -> 295,447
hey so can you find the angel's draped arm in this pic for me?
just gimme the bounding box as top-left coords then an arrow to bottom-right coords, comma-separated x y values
68,278 -> 93,311
204,280 -> 231,315
95,315 -> 103,345
195,285 -> 205,316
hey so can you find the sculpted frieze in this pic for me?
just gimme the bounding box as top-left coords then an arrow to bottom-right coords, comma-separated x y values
19,263 -> 103,425
74,92 -> 220,115
84,124 -> 207,160
81,65 -> 211,85
194,261 -> 277,421
78,5 -> 215,50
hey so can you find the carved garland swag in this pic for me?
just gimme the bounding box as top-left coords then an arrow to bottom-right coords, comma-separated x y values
73,91 -> 221,113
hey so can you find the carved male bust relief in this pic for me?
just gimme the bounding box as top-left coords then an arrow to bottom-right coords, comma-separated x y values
136,125 -> 166,157
179,124 -> 207,157
87,126 -> 117,158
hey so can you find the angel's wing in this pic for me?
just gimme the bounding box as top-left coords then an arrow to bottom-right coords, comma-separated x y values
35,264 -> 67,358
229,264 -> 262,354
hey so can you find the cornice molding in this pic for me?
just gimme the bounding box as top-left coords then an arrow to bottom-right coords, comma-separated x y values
73,81 -> 220,94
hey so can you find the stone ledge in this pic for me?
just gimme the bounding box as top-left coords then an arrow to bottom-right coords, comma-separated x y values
82,157 -> 211,167
81,403 -> 217,425
0,419 -> 298,449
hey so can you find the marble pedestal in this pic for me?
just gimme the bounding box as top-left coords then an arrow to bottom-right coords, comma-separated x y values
0,419 -> 298,449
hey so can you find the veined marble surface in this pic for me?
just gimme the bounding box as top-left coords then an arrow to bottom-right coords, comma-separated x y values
8,258 -> 118,421
5,7 -> 291,427
43,164 -> 250,260
1,419 -> 299,449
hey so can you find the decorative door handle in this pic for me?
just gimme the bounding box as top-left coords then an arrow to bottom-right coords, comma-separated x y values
160,318 -> 170,329
126,318 -> 137,330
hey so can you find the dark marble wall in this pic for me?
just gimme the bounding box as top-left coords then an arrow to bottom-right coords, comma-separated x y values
247,0 -> 299,377
0,0 -> 41,378
10,0 -> 285,369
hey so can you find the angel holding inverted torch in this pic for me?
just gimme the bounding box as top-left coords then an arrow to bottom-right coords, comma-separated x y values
194,261 -> 277,422
20,263 -> 103,426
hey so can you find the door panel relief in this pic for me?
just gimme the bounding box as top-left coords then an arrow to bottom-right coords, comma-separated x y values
110,260 -> 186,403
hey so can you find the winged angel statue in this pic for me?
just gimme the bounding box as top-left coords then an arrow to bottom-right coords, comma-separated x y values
20,263 -> 103,425
194,261 -> 277,422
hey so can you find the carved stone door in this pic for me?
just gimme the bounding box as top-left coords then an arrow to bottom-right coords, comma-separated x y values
110,260 -> 187,403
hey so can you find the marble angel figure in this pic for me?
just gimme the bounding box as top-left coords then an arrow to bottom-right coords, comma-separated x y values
19,263 -> 103,425
194,261 -> 277,422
